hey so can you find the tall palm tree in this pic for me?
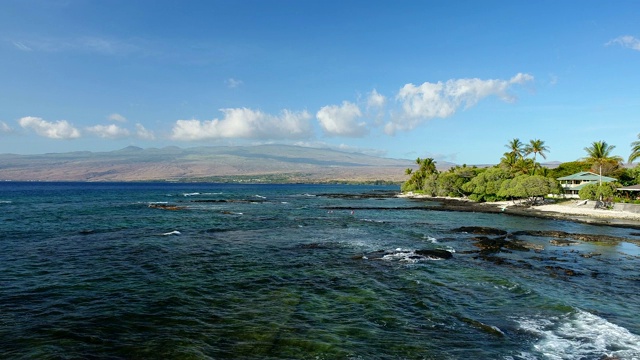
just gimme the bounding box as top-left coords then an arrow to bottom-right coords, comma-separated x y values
629,133 -> 640,164
505,138 -> 525,159
524,139 -> 550,175
583,141 -> 623,176
524,139 -> 549,162
420,158 -> 437,175
500,152 -> 517,172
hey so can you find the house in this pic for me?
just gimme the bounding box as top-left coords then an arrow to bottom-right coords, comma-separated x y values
557,171 -> 617,198
617,184 -> 640,200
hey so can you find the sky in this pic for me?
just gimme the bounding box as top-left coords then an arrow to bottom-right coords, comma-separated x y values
1,0 -> 639,165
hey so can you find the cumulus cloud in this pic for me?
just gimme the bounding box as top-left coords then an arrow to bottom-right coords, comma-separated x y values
108,113 -> 127,122
135,123 -> 155,140
171,108 -> 313,141
607,35 -> 640,51
19,116 -> 81,139
367,89 -> 386,110
385,73 -> 534,134
86,124 -> 131,139
316,101 -> 366,137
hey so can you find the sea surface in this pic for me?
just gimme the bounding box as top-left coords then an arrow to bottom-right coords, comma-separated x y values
1,182 -> 639,359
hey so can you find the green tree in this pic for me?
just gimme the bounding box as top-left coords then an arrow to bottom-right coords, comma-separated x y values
505,138 -> 525,159
547,161 -> 591,179
402,157 -> 438,192
629,133 -> 640,164
462,167 -> 512,202
524,139 -> 550,162
498,175 -> 559,203
578,182 -> 618,201
435,167 -> 474,197
583,141 -> 623,176
499,152 -> 518,172
524,139 -> 550,175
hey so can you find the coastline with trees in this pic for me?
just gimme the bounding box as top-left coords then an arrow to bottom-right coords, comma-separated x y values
401,135 -> 640,225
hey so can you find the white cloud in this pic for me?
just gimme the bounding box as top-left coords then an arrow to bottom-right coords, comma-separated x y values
135,123 -> 155,140
0,121 -> 12,133
108,113 -> 127,122
316,101 -> 366,137
10,36 -> 139,55
19,116 -> 81,139
367,89 -> 386,110
385,73 -> 534,134
226,78 -> 243,88
171,108 -> 313,141
12,41 -> 32,51
607,35 -> 640,51
86,124 -> 130,139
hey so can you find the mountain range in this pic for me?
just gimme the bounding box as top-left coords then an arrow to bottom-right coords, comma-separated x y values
0,145 -> 455,183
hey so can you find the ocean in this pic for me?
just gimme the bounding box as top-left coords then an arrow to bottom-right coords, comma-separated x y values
1,182 -> 639,359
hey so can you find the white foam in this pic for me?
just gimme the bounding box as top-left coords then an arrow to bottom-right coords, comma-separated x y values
162,230 -> 181,236
380,248 -> 446,263
0,200 -> 12,204
424,235 -> 438,243
183,192 -> 200,196
255,194 -> 266,199
516,309 -> 640,359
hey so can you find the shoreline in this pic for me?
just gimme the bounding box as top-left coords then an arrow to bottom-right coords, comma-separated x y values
398,193 -> 640,230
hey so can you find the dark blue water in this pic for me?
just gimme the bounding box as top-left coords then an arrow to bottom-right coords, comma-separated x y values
1,182 -> 639,359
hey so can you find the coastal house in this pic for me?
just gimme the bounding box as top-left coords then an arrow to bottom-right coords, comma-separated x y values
557,171 -> 617,198
617,184 -> 640,200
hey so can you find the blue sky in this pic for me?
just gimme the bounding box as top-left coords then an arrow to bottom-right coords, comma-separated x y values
1,0 -> 639,165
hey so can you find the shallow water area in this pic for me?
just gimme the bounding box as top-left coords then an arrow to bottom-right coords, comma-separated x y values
1,182 -> 639,359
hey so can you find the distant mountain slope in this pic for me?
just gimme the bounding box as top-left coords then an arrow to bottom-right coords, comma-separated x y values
0,145 -> 455,182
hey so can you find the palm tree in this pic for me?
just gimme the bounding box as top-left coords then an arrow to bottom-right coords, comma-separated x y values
420,158 -> 437,175
524,139 -> 549,175
629,133 -> 640,164
505,138 -> 525,159
583,141 -> 623,177
500,152 -> 517,172
524,139 -> 549,162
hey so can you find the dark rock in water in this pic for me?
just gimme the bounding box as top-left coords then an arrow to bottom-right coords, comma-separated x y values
149,203 -> 186,210
550,239 -> 580,246
580,252 -> 602,258
458,316 -> 505,337
453,226 -> 507,236
545,265 -> 580,277
415,249 -> 453,259
471,236 -> 529,254
512,230 -> 628,244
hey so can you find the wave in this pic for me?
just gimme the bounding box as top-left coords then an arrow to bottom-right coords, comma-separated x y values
515,309 -> 640,359
0,200 -> 12,204
370,248 -> 453,263
162,230 -> 181,236
182,192 -> 224,197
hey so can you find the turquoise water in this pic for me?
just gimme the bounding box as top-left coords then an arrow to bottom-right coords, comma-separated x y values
1,182 -> 639,359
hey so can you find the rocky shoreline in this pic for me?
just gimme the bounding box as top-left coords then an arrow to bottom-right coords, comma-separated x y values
399,194 -> 640,230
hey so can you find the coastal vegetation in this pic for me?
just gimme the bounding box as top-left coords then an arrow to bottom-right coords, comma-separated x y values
402,135 -> 640,204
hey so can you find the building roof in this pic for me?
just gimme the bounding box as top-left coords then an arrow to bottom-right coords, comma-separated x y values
557,171 -> 617,182
618,184 -> 640,192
